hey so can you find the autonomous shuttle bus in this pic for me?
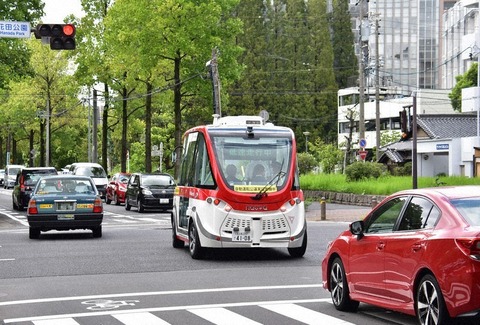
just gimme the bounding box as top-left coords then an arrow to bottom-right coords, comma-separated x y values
172,115 -> 307,259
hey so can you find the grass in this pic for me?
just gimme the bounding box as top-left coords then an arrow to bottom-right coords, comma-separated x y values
299,174 -> 480,196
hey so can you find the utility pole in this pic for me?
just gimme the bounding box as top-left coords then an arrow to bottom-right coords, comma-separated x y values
46,97 -> 50,167
374,14 -> 381,160
208,48 -> 221,116
358,0 -> 368,142
412,92 -> 417,189
92,89 -> 98,163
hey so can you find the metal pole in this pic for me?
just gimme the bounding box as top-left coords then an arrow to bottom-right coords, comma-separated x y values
303,132 -> 310,153
375,16 -> 381,160
358,0 -> 366,141
92,89 -> 98,163
46,97 -> 50,167
412,93 -> 418,189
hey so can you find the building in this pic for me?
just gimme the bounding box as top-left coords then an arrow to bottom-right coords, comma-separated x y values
349,0 -> 456,92
380,114 -> 479,177
442,0 -> 479,89
337,87 -> 454,151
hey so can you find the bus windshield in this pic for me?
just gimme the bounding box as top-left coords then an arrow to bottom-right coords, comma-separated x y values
211,134 -> 292,192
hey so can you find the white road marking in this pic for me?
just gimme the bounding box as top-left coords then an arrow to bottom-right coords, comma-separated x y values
189,307 -> 262,325
261,302 -> 355,325
4,298 -> 329,323
0,284 -> 322,307
113,312 -> 171,325
33,318 -> 80,325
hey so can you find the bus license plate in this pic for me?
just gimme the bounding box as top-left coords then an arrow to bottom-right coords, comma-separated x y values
232,230 -> 251,242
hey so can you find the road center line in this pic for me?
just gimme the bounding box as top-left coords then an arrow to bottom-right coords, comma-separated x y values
0,284 -> 322,307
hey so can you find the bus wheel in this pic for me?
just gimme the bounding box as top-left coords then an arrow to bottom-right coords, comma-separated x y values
288,231 -> 307,258
189,222 -> 204,259
172,217 -> 184,248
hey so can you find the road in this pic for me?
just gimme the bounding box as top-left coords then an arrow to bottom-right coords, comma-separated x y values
0,188 -> 421,325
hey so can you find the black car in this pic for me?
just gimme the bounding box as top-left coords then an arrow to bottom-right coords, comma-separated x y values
125,173 -> 175,212
12,167 -> 58,211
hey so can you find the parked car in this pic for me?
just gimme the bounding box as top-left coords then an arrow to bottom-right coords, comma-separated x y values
322,186 -> 480,325
125,173 -> 175,212
69,163 -> 108,199
105,172 -> 131,205
4,164 -> 24,189
0,169 -> 4,186
27,175 -> 103,239
12,167 -> 58,211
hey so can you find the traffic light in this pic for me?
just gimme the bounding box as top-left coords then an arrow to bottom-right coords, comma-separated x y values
35,24 -> 76,50
399,109 -> 412,141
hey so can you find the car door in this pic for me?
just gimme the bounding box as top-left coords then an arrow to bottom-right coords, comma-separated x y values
348,196 -> 408,299
126,174 -> 138,206
384,196 -> 440,303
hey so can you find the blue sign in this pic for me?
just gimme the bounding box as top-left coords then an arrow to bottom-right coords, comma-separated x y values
0,21 -> 31,39
436,144 -> 449,150
359,138 -> 367,148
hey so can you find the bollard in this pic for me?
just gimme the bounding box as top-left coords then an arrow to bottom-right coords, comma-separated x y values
371,196 -> 377,208
320,196 -> 326,220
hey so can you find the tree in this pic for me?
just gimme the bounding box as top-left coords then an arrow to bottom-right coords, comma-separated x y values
71,0 -> 114,171
0,0 -> 43,89
230,0 -> 338,146
449,63 -> 477,112
104,0 -> 243,177
330,0 -> 358,89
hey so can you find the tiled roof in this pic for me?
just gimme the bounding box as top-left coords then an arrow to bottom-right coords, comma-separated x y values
416,114 -> 477,139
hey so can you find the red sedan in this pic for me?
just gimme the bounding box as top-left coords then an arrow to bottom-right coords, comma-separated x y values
105,172 -> 130,205
322,186 -> 480,325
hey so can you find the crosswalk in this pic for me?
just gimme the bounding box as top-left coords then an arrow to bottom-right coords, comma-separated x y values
0,208 -> 172,229
4,300 -> 357,325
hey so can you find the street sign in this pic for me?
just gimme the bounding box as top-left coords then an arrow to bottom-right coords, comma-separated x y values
0,21 -> 30,38
359,150 -> 367,160
359,138 -> 367,148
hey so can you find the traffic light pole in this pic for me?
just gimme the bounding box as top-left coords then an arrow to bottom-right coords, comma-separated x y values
412,93 -> 417,189
46,97 -> 50,167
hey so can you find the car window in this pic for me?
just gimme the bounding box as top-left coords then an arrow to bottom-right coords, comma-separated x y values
397,197 -> 440,231
450,198 -> 480,226
75,166 -> 106,177
36,178 -> 95,195
365,197 -> 407,233
142,175 -> 173,186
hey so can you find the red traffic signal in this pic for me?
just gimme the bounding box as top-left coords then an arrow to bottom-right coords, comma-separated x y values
35,24 -> 76,50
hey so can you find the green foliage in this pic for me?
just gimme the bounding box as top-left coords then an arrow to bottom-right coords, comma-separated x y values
391,162 -> 412,176
0,0 -> 352,174
0,0 -> 44,89
300,173 -> 480,196
345,161 -> 386,182
297,152 -> 317,175
380,130 -> 402,146
449,63 -> 477,112
330,0 -> 358,88
313,140 -> 343,173
229,0 -> 338,144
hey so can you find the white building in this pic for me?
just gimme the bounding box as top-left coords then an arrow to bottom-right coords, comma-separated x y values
337,87 -> 454,150
442,0 -> 479,89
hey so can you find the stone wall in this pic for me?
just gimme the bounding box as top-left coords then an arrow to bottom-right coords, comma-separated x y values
304,190 -> 386,208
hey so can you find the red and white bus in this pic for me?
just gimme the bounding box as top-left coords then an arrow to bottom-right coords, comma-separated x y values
172,115 -> 307,259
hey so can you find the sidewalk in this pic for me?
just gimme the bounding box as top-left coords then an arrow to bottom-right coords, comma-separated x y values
306,201 -> 372,223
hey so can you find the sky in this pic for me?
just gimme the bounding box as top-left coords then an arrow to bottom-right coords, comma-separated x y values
41,0 -> 84,23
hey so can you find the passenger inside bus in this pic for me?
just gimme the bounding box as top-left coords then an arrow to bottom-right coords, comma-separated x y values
251,164 -> 266,184
225,164 -> 241,184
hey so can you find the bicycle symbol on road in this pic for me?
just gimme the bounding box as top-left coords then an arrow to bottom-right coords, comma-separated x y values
81,299 -> 139,311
